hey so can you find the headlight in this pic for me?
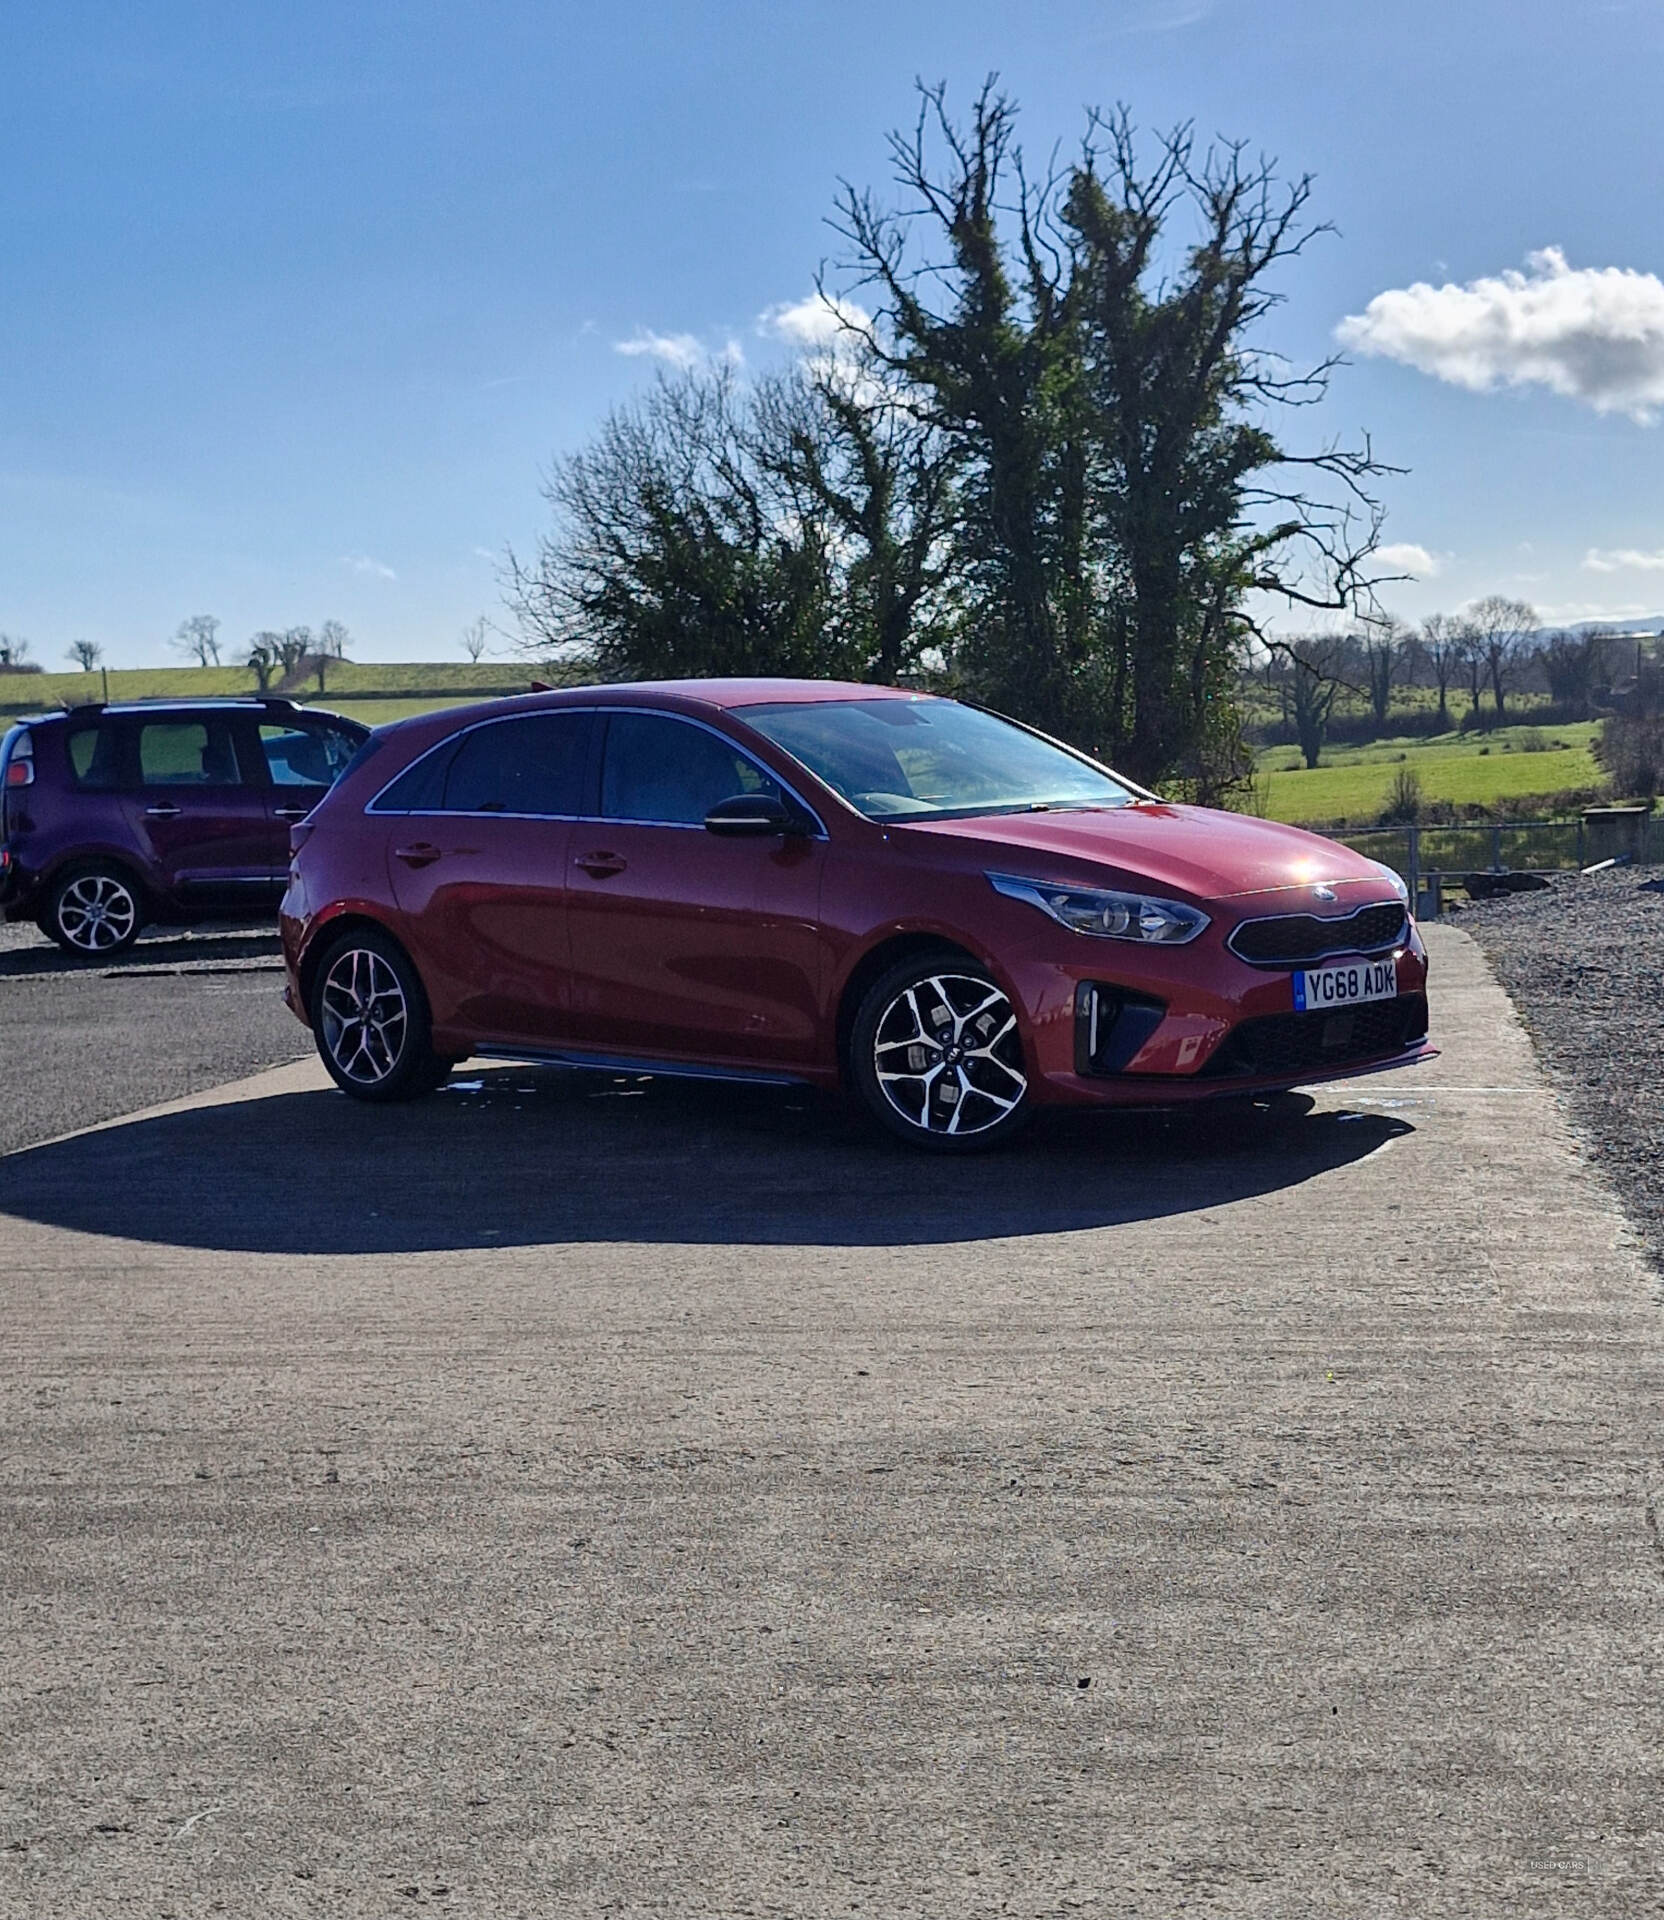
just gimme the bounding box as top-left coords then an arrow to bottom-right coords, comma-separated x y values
1371,860 -> 1410,906
988,872 -> 1210,944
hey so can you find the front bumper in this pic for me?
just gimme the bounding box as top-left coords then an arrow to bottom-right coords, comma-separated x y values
1003,907 -> 1433,1108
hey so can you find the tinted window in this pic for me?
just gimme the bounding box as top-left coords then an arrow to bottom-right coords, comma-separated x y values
259,722 -> 361,788
66,723 -> 124,788
137,719 -> 244,787
440,712 -> 592,816
601,712 -> 783,826
371,742 -> 452,814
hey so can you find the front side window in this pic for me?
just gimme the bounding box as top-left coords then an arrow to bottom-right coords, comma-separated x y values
440,712 -> 592,816
259,722 -> 361,788
136,719 -> 244,788
737,697 -> 1134,821
601,712 -> 783,826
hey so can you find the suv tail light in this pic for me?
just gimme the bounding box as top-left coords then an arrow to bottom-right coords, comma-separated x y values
4,757 -> 32,787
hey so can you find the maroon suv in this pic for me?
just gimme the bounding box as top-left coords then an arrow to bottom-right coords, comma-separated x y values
0,697 -> 369,955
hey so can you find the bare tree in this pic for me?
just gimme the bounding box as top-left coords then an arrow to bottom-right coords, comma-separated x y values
1267,632 -> 1353,768
1414,612 -> 1463,730
175,614 -> 222,667
461,618 -> 490,662
314,619 -> 350,693
246,633 -> 283,692
1465,595 -> 1538,721
1358,615 -> 1408,734
67,639 -> 103,672
277,628 -> 312,677
1535,626 -> 1607,718
0,635 -> 35,672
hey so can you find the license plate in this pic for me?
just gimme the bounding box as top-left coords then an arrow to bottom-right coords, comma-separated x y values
1292,956 -> 1397,1012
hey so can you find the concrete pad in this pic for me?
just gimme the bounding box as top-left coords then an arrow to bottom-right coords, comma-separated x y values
2,924 -> 1660,1917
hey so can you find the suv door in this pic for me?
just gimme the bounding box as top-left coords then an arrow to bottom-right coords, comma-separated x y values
382,710 -> 593,1045
120,714 -> 278,905
255,717 -> 366,870
565,709 -> 826,1068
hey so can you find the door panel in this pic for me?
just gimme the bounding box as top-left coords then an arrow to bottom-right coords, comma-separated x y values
256,720 -> 363,872
382,711 -> 595,1046
388,817 -> 575,1044
120,716 -> 275,899
566,712 -> 827,1066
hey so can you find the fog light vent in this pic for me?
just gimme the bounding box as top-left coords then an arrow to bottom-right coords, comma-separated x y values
1074,983 -> 1167,1076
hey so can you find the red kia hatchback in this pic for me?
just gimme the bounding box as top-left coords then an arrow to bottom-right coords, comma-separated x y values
279,680 -> 1433,1149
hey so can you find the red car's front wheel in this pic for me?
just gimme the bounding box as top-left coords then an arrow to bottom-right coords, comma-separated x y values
850,953 -> 1032,1152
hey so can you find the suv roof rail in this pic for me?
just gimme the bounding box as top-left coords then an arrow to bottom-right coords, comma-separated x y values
56,694 -> 314,716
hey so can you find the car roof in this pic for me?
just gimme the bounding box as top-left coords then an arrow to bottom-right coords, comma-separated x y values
25,697 -> 350,725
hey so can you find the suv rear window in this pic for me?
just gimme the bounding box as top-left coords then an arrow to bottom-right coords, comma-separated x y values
66,723 -> 124,789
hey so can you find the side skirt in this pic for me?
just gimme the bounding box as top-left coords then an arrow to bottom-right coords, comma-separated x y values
471,1044 -> 811,1090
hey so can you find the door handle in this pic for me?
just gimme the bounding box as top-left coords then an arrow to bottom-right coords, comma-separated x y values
144,804 -> 182,818
393,842 -> 443,868
575,851 -> 627,878
274,805 -> 311,822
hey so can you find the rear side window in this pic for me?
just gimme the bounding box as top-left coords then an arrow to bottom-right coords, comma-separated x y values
601,712 -> 782,826
66,723 -> 124,789
440,713 -> 593,816
137,719 -> 244,787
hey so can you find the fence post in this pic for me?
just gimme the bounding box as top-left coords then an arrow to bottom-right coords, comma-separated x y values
1491,823 -> 1503,871
1576,818 -> 1585,869
1408,825 -> 1420,908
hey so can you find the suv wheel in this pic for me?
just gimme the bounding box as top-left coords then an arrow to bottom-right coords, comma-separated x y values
43,865 -> 143,957
850,953 -> 1032,1152
310,928 -> 445,1103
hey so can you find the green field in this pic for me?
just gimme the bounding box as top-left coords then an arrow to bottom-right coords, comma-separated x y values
1255,722 -> 1606,825
0,659 -> 540,730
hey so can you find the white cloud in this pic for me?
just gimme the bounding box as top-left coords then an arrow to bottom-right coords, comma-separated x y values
1337,248 -> 1664,422
614,330 -> 742,372
758,293 -> 872,352
614,330 -> 705,371
1375,541 -> 1441,578
341,553 -> 396,581
1584,546 -> 1664,572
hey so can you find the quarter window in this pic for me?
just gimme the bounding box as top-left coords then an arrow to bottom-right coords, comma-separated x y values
136,720 -> 244,788
600,712 -> 784,826
439,712 -> 592,816
66,723 -> 123,788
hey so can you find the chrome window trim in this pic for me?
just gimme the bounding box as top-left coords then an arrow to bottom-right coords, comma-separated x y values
365,704 -> 829,838
1226,899 -> 1409,968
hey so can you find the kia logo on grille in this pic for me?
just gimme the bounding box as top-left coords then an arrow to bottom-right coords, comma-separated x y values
1313,884 -> 1338,902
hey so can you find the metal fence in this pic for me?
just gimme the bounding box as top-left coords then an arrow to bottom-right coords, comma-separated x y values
1335,821 -> 1585,889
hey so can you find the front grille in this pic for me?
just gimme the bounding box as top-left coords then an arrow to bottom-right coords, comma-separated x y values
1228,901 -> 1407,967
1200,993 -> 1429,1081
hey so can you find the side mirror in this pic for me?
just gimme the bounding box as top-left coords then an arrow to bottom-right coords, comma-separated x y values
704,792 -> 805,838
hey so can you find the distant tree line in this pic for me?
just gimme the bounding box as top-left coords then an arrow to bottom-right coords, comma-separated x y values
509,80 -> 1395,795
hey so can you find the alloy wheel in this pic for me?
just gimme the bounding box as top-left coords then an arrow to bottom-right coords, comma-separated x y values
55,873 -> 139,954
318,946 -> 410,1087
871,971 -> 1028,1139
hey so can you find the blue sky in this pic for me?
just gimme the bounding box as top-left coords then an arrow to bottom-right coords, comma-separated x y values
5,0 -> 1664,668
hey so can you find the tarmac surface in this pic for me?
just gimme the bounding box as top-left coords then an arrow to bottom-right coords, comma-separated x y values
2,923 -> 1661,1916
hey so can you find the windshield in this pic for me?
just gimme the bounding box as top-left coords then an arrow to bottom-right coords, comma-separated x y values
736,697 -> 1135,821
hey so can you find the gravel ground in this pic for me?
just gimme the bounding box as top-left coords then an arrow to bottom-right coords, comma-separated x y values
1455,864 -> 1664,1273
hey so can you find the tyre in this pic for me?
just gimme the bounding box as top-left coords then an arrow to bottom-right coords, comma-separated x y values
308,927 -> 445,1102
42,863 -> 144,957
849,952 -> 1033,1151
